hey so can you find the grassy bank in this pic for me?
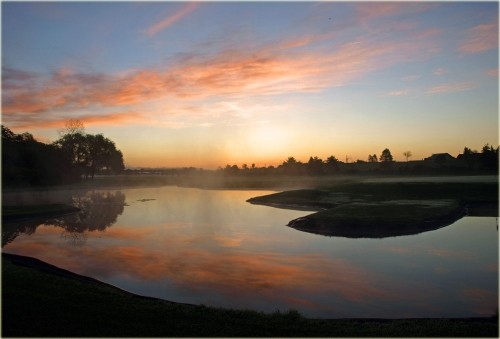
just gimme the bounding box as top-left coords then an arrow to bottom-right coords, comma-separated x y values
2,253 -> 497,337
249,182 -> 499,207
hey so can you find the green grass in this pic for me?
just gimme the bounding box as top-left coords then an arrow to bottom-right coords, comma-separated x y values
2,254 -> 498,337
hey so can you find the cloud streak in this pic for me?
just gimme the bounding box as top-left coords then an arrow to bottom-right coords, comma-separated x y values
459,21 -> 498,54
144,2 -> 199,37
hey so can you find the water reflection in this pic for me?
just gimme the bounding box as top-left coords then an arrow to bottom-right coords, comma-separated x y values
2,187 -> 497,318
2,191 -> 125,246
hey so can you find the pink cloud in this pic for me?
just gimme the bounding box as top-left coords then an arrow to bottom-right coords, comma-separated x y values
459,21 -> 498,54
426,81 -> 477,94
144,2 -> 199,37
433,67 -> 447,76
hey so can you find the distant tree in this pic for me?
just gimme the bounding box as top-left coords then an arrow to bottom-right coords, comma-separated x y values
326,155 -> 339,164
281,156 -> 302,175
403,151 -> 412,162
380,148 -> 393,162
307,156 -> 324,175
481,143 -> 497,154
480,143 -> 499,171
463,147 -> 475,155
224,164 -> 239,174
325,155 -> 340,172
368,154 -> 378,162
283,156 -> 298,166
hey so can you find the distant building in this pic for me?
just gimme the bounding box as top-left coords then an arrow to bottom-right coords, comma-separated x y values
424,153 -> 455,164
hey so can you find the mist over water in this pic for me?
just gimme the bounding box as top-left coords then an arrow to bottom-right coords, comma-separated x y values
2,186 -> 498,318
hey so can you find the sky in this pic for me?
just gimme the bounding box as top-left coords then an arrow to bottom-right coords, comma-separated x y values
2,1 -> 498,169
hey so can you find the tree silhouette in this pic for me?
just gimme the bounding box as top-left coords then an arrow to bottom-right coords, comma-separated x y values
326,155 -> 340,172
403,151 -> 412,162
307,156 -> 324,175
380,148 -> 393,162
54,120 -> 125,179
2,125 -> 77,186
281,156 -> 302,175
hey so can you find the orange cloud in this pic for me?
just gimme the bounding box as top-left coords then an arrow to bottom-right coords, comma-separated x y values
144,2 -> 199,37
2,26 -> 440,130
459,21 -> 498,54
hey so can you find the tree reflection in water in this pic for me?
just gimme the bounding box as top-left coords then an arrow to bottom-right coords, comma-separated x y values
2,191 -> 126,247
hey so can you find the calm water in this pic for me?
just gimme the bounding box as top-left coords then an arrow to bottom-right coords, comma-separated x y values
2,186 -> 498,318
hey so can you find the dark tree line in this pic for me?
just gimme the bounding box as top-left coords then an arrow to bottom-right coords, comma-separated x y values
458,144 -> 499,171
2,121 -> 124,187
219,145 -> 498,176
2,125 -> 76,186
220,149 -> 398,175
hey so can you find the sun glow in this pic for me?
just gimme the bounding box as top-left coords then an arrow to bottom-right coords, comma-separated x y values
247,125 -> 290,158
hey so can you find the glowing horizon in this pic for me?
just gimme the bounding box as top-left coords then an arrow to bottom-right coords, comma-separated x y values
2,2 -> 498,169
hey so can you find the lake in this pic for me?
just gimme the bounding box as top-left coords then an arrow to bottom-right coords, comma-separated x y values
2,185 -> 498,318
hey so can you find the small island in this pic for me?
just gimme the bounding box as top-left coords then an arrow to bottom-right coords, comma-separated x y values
248,181 -> 498,238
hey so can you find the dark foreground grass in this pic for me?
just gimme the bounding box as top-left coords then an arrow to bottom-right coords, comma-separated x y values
2,253 -> 498,337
